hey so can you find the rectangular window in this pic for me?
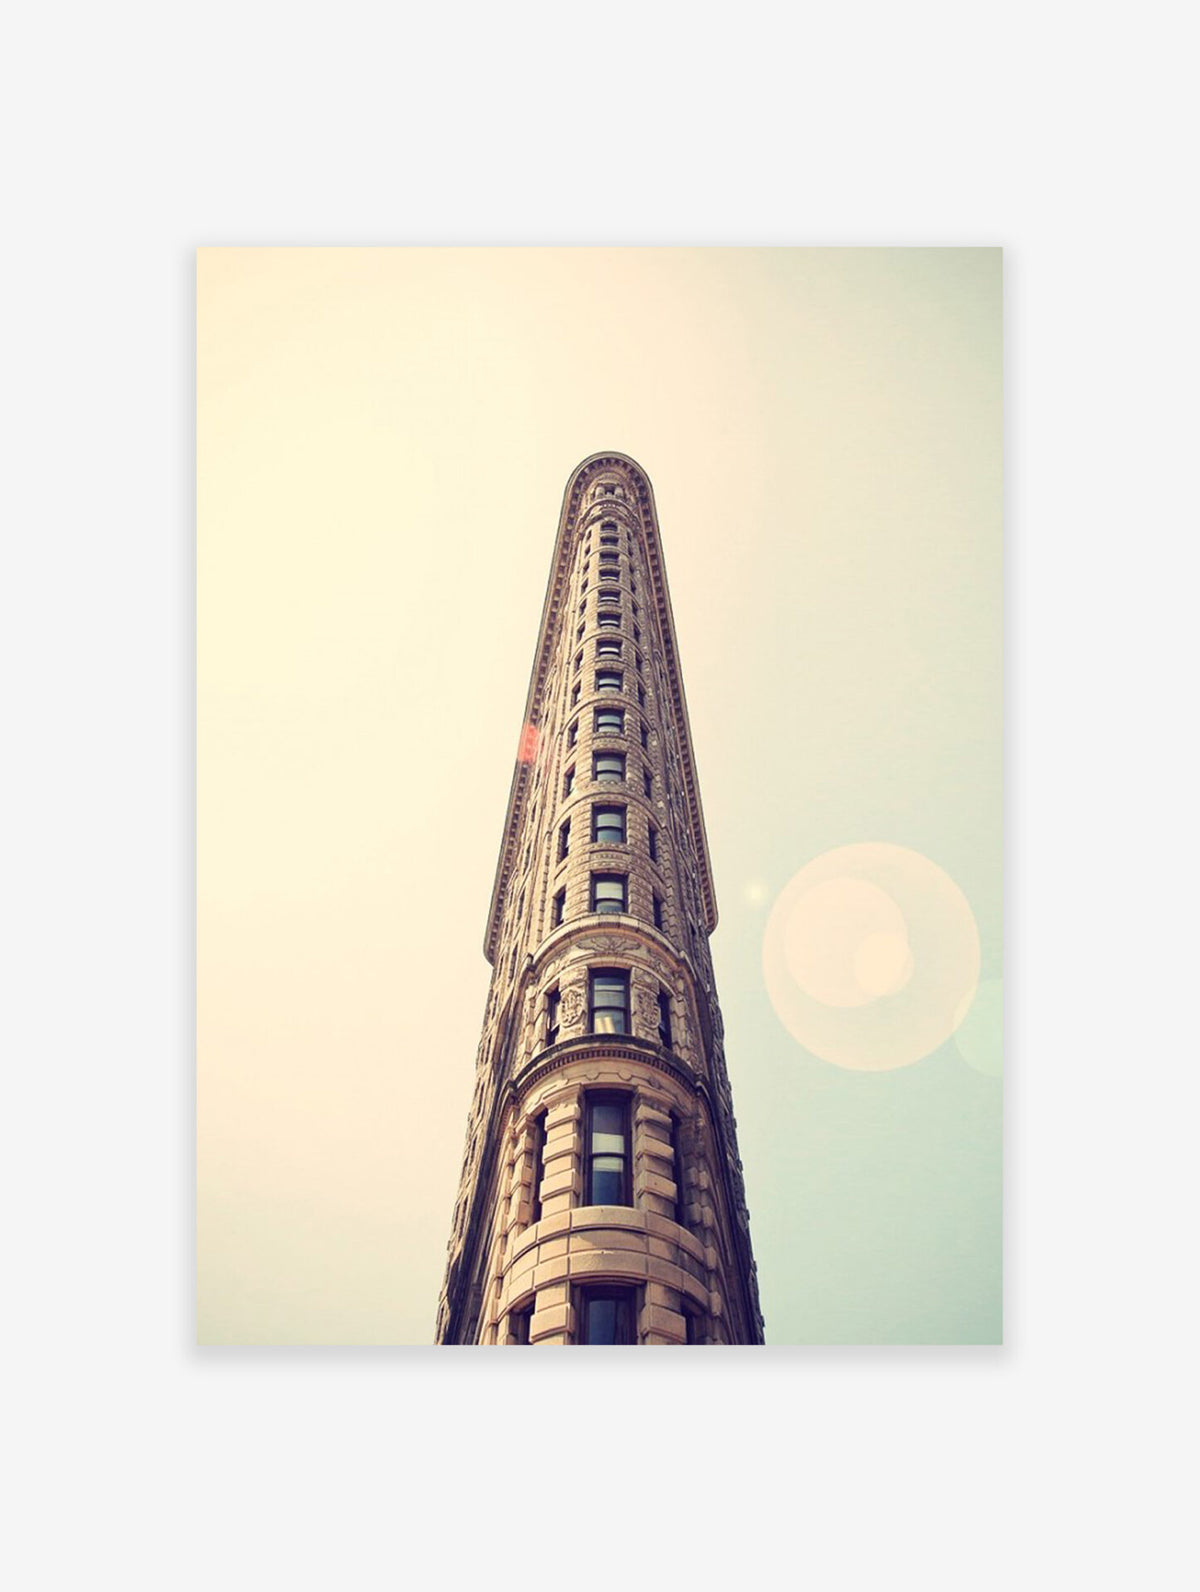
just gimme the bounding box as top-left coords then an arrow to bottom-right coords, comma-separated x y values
600,531 -> 618,546
635,651 -> 643,674
563,766 -> 575,797
553,888 -> 566,926
578,1286 -> 636,1345
648,823 -> 658,862
584,1094 -> 632,1206
568,719 -> 578,747
596,638 -> 622,657
643,768 -> 653,798
545,993 -> 560,1049
591,873 -> 627,914
576,623 -> 584,641
594,706 -> 624,736
510,1304 -> 534,1344
637,684 -> 646,707
571,682 -> 581,707
670,1114 -> 685,1226
592,804 -> 626,844
653,892 -> 664,930
589,969 -> 629,1036
574,651 -> 583,674
633,625 -> 641,645
657,988 -> 673,1048
595,670 -> 622,693
597,611 -> 621,630
558,819 -> 570,860
640,723 -> 650,750
594,752 -> 625,782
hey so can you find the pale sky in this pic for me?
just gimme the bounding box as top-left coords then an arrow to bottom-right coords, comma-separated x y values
197,247 -> 1001,1345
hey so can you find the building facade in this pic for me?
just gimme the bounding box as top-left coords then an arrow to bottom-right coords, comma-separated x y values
436,453 -> 764,1345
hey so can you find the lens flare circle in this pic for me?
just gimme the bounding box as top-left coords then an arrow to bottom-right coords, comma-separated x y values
763,843 -> 980,1071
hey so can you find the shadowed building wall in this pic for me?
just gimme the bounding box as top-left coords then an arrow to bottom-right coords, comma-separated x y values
437,453 -> 764,1345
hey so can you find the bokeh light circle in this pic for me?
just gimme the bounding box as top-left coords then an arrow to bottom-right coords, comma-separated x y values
762,843 -> 981,1071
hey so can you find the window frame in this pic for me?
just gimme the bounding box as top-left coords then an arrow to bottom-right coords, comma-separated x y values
589,968 -> 630,1036
582,1091 -> 633,1208
657,987 -> 673,1048
590,872 -> 628,915
591,803 -> 626,845
593,751 -> 626,783
544,992 -> 560,1049
593,705 -> 625,737
510,1301 -> 534,1344
530,1109 -> 548,1222
576,1285 -> 637,1345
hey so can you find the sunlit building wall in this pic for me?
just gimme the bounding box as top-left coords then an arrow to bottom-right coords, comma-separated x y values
437,454 -> 764,1345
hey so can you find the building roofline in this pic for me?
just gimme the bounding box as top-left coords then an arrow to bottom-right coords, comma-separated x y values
483,453 -> 718,962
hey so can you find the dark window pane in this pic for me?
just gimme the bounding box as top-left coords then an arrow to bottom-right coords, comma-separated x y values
581,1290 -> 635,1345
590,1164 -> 625,1204
593,805 -> 625,843
590,972 -> 629,1036
591,1103 -> 625,1143
591,875 -> 626,913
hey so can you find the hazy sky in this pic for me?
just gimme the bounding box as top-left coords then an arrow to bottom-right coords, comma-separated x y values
198,247 -> 1001,1345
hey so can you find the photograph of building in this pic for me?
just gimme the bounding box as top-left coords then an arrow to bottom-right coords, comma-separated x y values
197,247 -> 1001,1347
438,454 -> 763,1345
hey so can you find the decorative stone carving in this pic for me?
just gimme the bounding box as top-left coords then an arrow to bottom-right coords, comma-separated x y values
631,987 -> 659,1040
560,984 -> 585,1032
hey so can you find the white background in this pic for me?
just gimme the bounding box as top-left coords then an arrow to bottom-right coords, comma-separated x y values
3,2 -> 1195,1588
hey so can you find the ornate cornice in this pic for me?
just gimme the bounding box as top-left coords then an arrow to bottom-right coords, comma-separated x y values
509,1035 -> 697,1101
484,453 -> 718,962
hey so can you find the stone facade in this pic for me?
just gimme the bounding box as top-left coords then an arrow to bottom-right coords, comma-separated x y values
436,453 -> 764,1345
